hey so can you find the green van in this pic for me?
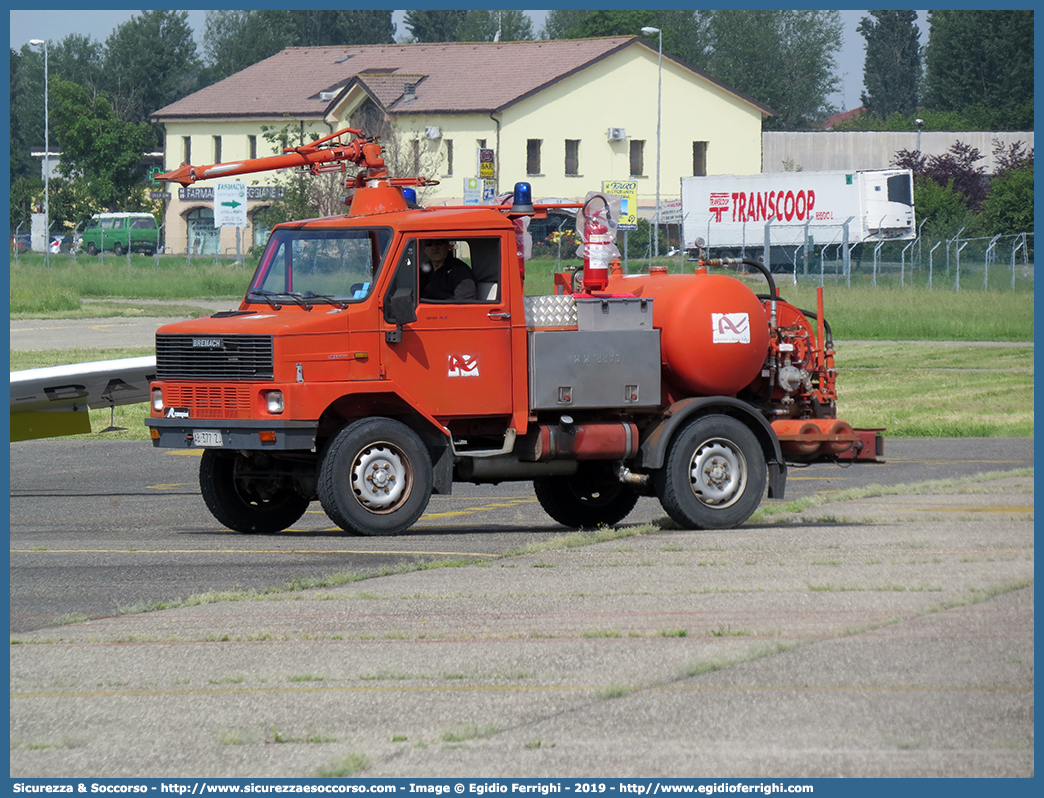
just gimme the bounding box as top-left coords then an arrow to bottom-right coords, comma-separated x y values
79,212 -> 160,256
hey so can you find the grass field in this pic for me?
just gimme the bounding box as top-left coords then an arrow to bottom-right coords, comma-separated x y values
9,252 -> 1034,440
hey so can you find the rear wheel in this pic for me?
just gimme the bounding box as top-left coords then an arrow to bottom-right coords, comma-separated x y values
199,450 -> 310,533
534,464 -> 640,529
654,415 -> 766,529
318,418 -> 433,536
113,241 -> 124,256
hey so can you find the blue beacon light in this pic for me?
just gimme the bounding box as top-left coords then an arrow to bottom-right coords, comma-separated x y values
511,182 -> 535,214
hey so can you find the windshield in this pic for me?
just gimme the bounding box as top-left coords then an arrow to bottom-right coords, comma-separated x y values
248,227 -> 392,303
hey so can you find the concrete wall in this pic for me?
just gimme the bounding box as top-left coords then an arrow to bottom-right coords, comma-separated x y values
762,131 -> 1034,175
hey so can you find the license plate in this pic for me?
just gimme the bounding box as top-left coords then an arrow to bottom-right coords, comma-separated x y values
192,430 -> 223,447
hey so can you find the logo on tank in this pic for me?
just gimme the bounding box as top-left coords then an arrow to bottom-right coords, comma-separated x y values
711,313 -> 750,344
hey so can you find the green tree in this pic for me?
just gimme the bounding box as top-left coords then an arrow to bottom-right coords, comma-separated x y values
924,11 -> 1033,117
540,10 -> 712,74
50,77 -> 158,212
457,10 -> 534,42
858,10 -> 921,118
103,10 -> 201,123
49,34 -> 106,93
10,47 -> 39,184
909,176 -> 975,239
203,10 -> 295,84
403,10 -> 468,43
203,10 -> 396,84
540,10 -> 588,40
569,10 -> 657,38
979,142 -> 1034,235
705,10 -> 843,129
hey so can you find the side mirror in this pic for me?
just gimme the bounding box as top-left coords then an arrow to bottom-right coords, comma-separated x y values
384,286 -> 416,343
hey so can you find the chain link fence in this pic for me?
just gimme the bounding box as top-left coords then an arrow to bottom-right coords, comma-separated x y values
699,220 -> 1033,291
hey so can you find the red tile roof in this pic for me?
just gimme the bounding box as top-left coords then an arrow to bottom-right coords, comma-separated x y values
153,38 -> 771,121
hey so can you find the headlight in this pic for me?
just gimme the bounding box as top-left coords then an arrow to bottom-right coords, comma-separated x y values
265,390 -> 285,414
151,388 -> 163,412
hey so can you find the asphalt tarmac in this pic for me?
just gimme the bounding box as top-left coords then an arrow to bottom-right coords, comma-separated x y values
9,469 -> 1034,778
8,316 -> 1035,778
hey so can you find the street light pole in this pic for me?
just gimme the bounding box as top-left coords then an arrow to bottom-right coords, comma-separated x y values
640,27 -> 662,259
29,38 -> 49,264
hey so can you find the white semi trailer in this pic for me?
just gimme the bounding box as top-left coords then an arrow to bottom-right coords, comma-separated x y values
680,169 -> 916,267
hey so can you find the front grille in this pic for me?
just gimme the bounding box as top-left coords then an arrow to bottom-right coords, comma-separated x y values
156,334 -> 274,380
163,384 -> 253,419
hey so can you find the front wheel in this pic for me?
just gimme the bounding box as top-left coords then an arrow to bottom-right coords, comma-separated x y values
653,415 -> 766,530
534,464 -> 640,529
87,242 -> 98,256
318,418 -> 433,536
199,450 -> 310,533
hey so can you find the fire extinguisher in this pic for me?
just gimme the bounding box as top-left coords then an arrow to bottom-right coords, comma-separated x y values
581,196 -> 612,293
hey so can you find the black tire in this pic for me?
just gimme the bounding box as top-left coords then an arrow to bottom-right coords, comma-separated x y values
318,418 -> 433,536
653,414 -> 766,530
113,241 -> 124,256
534,464 -> 640,529
87,242 -> 98,256
199,450 -> 310,533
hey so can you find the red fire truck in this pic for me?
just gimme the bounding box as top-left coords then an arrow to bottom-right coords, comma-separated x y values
147,127 -> 880,536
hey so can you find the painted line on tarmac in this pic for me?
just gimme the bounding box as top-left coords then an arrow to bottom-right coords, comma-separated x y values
11,682 -> 1033,700
422,498 -> 538,520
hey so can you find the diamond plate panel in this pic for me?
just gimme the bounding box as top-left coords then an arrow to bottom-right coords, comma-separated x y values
524,294 -> 578,329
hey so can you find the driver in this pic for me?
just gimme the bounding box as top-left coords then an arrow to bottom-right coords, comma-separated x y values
419,239 -> 477,300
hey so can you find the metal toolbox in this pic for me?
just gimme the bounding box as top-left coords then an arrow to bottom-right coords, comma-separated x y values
528,329 -> 661,410
575,296 -> 654,331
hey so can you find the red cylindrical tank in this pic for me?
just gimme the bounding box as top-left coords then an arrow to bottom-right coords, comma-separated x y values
606,271 -> 770,396
810,418 -> 855,455
771,419 -> 822,458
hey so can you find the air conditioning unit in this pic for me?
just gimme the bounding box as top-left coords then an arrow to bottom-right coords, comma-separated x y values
607,127 -> 626,142
425,126 -> 442,140
319,91 -> 336,102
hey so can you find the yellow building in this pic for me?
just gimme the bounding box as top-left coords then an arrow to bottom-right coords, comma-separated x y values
152,37 -> 770,255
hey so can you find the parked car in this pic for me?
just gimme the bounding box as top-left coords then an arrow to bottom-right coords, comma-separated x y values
79,212 -> 159,256
11,233 -> 32,254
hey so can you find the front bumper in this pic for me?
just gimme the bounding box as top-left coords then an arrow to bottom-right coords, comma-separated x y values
146,417 -> 319,451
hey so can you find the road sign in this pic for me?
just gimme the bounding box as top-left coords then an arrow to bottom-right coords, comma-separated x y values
214,181 -> 247,227
601,180 -> 638,230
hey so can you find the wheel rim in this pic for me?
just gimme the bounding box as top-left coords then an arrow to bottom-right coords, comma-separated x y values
351,442 -> 411,513
231,455 -> 294,510
688,438 -> 748,509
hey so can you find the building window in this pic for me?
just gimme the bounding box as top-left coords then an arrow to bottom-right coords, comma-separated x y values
444,139 -> 453,175
213,135 -> 222,163
565,139 -> 580,176
248,135 -> 257,160
477,139 -> 487,149
182,136 -> 191,164
527,139 -> 542,175
630,140 -> 645,176
186,207 -> 219,255
693,141 -> 708,176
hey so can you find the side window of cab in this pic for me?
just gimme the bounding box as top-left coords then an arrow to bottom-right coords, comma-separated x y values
418,237 -> 501,303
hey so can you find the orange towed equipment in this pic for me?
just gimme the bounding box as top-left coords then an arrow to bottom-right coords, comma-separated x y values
147,127 -> 882,537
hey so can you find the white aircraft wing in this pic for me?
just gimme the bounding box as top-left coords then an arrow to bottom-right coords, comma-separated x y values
9,356 -> 156,442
